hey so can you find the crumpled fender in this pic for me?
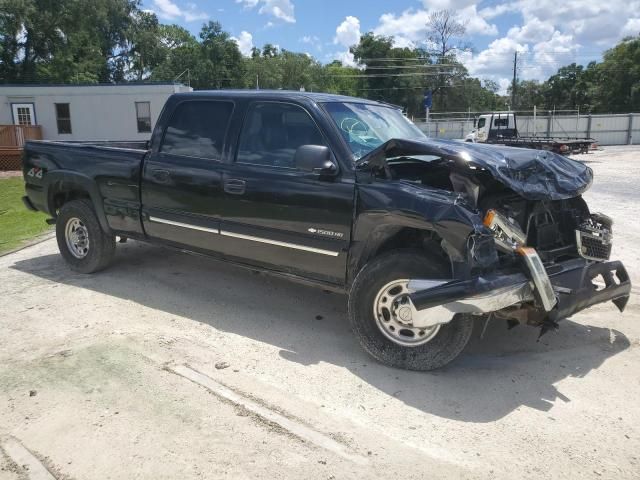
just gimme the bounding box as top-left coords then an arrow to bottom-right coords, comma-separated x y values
348,178 -> 498,284
356,138 -> 593,201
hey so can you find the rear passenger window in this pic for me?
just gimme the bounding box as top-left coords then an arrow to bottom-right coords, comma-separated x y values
161,101 -> 233,160
236,102 -> 326,169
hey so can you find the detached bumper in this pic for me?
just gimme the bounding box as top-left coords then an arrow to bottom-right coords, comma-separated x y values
546,259 -> 630,320
407,258 -> 630,327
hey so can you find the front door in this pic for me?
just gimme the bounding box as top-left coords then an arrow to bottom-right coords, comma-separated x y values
11,103 -> 36,126
216,101 -> 355,285
141,99 -> 234,252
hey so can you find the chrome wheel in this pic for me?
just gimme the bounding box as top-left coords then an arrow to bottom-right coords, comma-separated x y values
64,217 -> 90,259
374,279 -> 441,347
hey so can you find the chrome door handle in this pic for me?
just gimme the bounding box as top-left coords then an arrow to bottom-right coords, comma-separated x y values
151,169 -> 170,182
224,179 -> 246,195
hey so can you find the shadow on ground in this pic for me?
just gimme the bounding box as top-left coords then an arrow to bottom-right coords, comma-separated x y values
11,241 -> 631,423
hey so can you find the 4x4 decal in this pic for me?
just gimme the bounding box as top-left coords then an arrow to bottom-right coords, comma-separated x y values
26,167 -> 43,179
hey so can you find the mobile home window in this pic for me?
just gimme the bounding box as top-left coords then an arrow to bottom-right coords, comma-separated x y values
55,103 -> 72,134
135,102 -> 152,133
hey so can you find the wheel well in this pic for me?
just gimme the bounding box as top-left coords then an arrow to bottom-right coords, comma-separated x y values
356,227 -> 451,279
51,185 -> 91,214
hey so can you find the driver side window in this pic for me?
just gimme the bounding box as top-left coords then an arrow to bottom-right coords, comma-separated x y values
236,102 -> 326,169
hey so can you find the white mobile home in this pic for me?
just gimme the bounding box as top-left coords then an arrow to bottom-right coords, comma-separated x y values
0,82 -> 192,142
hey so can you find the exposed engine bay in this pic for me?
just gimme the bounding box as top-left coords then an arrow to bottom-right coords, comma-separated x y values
384,157 -> 613,265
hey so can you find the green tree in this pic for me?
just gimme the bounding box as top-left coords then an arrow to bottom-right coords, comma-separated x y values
0,0 -> 140,83
425,9 -> 468,111
351,33 -> 429,116
592,37 -> 640,112
127,10 -> 164,81
320,60 -> 359,96
509,79 -> 547,111
198,21 -> 245,89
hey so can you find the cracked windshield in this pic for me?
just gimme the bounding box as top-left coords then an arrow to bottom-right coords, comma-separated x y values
323,102 -> 427,160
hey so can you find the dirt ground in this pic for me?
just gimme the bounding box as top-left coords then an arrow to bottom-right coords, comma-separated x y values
1,146 -> 639,479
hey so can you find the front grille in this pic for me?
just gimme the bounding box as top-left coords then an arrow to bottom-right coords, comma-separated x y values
576,229 -> 612,261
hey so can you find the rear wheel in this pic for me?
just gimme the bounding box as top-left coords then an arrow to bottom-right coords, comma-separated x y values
348,250 -> 474,371
56,199 -> 115,273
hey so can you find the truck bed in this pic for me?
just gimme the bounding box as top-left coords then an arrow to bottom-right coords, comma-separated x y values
23,139 -> 149,236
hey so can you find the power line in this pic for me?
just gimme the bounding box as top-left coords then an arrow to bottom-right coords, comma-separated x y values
361,64 -> 462,70
325,71 -> 463,78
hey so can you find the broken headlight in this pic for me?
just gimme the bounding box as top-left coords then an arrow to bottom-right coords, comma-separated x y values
483,209 -> 527,253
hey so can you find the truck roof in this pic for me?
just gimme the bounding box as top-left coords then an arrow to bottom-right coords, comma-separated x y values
171,89 -> 397,107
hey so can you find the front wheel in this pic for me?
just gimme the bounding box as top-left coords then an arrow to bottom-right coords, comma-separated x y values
56,199 -> 115,273
348,250 -> 474,371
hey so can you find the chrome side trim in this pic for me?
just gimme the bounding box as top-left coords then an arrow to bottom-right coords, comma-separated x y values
220,230 -> 340,257
149,216 -> 219,234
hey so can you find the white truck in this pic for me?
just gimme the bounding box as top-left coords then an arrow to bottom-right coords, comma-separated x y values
465,112 -> 594,154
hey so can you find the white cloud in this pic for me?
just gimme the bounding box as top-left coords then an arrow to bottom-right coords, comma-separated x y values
478,3 -> 519,20
373,6 -> 496,50
622,18 -> 640,37
459,5 -> 498,36
334,16 -> 361,47
152,0 -> 209,22
331,16 -> 361,67
236,0 -> 295,23
334,50 -> 357,67
420,0 -> 476,8
152,0 -> 208,22
374,9 -> 430,49
231,31 -> 254,56
236,0 -> 259,8
454,0 -> 640,93
301,35 -> 322,51
260,0 -> 295,23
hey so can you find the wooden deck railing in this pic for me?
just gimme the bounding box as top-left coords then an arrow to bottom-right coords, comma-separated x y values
0,125 -> 43,170
0,125 -> 43,147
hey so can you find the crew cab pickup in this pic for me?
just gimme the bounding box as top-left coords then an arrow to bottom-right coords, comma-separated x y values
22,90 -> 631,370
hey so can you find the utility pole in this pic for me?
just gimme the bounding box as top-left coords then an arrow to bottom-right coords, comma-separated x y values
511,51 -> 518,111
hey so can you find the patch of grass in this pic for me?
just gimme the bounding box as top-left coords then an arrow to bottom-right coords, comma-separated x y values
0,177 -> 52,254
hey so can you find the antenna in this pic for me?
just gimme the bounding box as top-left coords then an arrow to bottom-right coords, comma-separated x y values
173,69 -> 191,87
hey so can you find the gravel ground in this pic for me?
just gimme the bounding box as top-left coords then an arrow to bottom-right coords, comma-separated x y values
1,146 -> 639,479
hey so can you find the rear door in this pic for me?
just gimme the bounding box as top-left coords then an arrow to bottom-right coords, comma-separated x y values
140,99 -> 234,252
215,101 -> 355,285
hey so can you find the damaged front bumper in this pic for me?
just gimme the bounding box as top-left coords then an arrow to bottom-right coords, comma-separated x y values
406,257 -> 630,329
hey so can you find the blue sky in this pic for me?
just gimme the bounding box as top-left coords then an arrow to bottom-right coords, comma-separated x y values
144,0 -> 640,92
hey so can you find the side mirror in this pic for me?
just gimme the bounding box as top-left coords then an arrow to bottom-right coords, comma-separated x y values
294,145 -> 337,176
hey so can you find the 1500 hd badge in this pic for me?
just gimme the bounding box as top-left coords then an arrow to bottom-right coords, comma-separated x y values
308,227 -> 344,238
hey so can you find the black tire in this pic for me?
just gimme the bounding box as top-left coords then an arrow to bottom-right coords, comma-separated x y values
56,199 -> 115,273
348,250 -> 474,371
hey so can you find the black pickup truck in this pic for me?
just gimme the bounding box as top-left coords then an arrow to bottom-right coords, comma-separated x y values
22,90 -> 631,370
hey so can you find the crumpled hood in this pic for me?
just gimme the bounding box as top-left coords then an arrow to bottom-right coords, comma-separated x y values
357,138 -> 593,200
